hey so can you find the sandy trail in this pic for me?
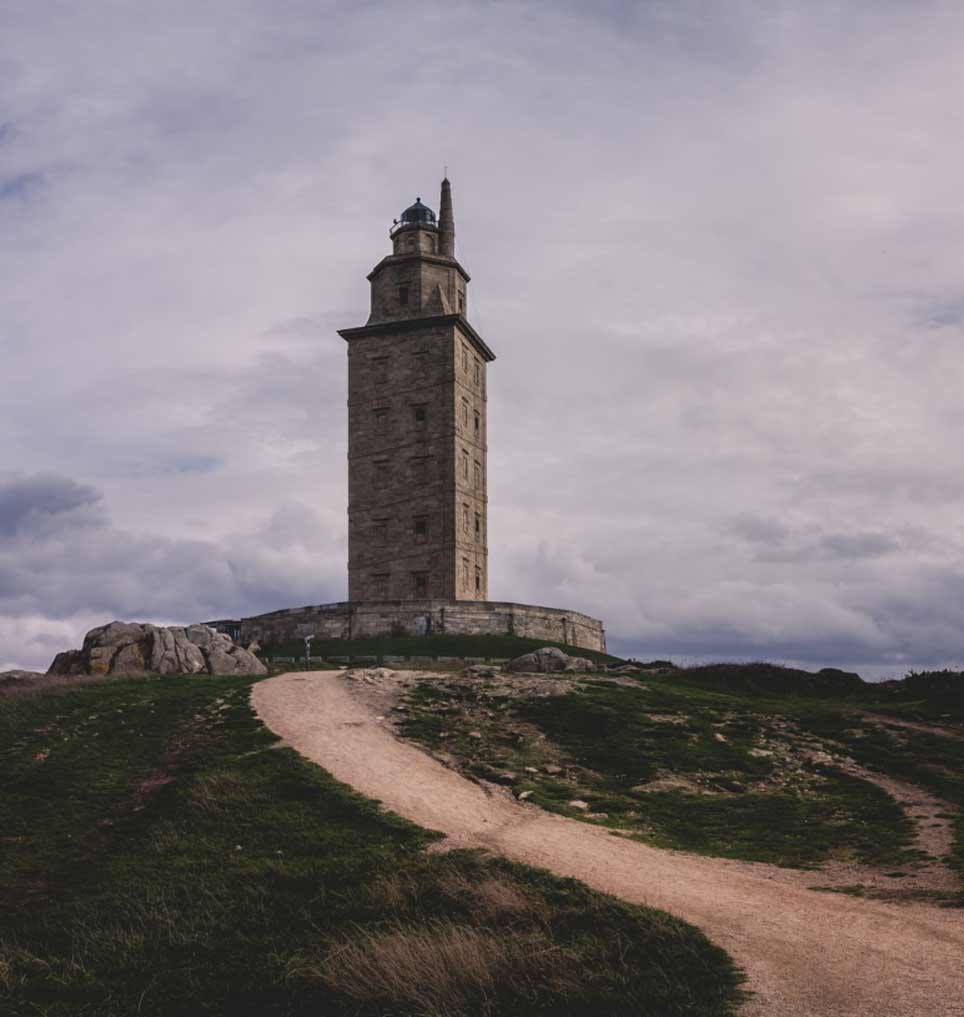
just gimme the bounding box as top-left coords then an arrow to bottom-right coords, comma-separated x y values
253,672 -> 964,1017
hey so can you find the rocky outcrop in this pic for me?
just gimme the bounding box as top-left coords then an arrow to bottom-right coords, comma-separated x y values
47,621 -> 267,677
505,646 -> 597,674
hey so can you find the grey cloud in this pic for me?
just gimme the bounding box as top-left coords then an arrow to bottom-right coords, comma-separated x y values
723,514 -> 790,547
0,473 -> 105,537
914,295 -> 964,330
0,473 -> 343,666
4,2 -> 964,676
789,468 -> 964,505
753,531 -> 903,564
818,533 -> 900,560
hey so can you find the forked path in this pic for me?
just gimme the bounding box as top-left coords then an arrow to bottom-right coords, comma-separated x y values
253,672 -> 964,1017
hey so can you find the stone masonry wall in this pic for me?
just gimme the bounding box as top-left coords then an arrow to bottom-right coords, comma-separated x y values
228,599 -> 606,654
347,323 -> 457,601
345,319 -> 489,604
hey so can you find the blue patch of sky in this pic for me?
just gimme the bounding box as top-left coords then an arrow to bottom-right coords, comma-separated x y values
106,455 -> 225,480
0,171 -> 44,202
162,455 -> 224,477
881,288 -> 964,331
918,296 -> 964,330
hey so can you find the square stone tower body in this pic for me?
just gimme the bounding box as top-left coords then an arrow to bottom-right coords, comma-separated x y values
338,180 -> 495,602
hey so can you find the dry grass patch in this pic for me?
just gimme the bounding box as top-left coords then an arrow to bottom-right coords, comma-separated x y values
442,873 -> 540,919
0,672 -> 118,701
187,770 -> 248,814
369,865 -> 547,923
297,921 -> 577,1017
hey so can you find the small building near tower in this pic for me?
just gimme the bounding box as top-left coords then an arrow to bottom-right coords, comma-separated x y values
214,179 -> 606,653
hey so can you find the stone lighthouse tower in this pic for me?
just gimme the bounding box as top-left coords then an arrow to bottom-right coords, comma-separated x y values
207,181 -> 606,651
338,179 -> 495,602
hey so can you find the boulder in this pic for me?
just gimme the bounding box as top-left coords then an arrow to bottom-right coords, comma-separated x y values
47,622 -> 267,678
505,646 -> 597,674
151,627 -> 206,675
48,650 -> 85,675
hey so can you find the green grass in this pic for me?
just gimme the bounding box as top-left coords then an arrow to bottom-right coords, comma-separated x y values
260,633 -> 620,666
400,675 -> 922,869
790,706 -> 964,880
0,675 -> 744,1017
665,663 -> 964,725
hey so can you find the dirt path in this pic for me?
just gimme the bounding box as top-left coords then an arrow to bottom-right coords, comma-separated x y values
792,746 -> 960,895
824,755 -> 958,888
856,712 -> 964,741
253,672 -> 964,1017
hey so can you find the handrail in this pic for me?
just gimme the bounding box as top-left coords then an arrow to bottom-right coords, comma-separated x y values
390,219 -> 438,237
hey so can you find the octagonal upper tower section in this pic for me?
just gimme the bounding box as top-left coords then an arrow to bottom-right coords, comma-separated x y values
366,179 -> 470,325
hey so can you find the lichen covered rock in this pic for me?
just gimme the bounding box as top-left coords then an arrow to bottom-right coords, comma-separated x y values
47,622 -> 267,677
505,646 -> 596,674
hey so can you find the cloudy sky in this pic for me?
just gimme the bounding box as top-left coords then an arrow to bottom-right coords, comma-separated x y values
2,1 -> 963,676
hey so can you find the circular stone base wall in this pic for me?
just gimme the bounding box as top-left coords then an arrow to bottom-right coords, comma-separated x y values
207,600 -> 606,654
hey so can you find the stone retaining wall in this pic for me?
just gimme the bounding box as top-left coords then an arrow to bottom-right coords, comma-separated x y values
209,600 -> 606,653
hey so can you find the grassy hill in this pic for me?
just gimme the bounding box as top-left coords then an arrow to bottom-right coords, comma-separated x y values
4,657 -> 960,1013
397,664 -> 964,900
0,674 -> 743,1017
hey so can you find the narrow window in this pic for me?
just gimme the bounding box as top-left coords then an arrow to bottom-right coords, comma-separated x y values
473,411 -> 480,435
461,398 -> 469,426
474,360 -> 481,385
462,450 -> 469,479
462,558 -> 470,588
475,567 -> 482,593
374,408 -> 388,431
458,292 -> 465,314
414,572 -> 428,597
399,286 -> 409,307
374,519 -> 388,543
414,405 -> 427,426
474,461 -> 481,489
413,515 -> 428,542
474,513 -> 481,541
372,355 -> 389,381
461,345 -> 468,371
